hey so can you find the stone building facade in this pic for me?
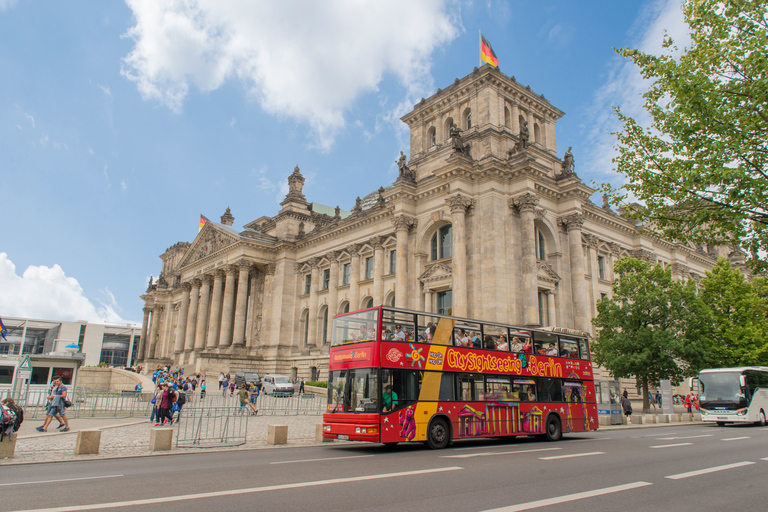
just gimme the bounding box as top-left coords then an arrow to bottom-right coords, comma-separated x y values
138,65 -> 729,381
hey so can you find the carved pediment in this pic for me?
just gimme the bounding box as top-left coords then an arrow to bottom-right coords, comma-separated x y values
419,262 -> 453,283
179,224 -> 240,267
537,260 -> 561,284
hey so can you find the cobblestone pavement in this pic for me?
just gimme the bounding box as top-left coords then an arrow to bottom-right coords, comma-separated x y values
3,413 -> 337,466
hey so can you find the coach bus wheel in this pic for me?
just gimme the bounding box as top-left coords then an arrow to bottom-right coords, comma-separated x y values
426,418 -> 450,450
541,415 -> 562,442
383,442 -> 399,448
716,421 -> 726,427
758,410 -> 766,427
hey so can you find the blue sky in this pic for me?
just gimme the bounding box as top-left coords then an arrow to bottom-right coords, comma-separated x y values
0,0 -> 688,325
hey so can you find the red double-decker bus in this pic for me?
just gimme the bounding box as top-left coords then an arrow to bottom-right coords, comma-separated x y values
322,306 -> 598,449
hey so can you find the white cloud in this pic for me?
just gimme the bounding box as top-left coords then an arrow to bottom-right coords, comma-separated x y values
121,179 -> 128,190
24,113 -> 34,128
97,83 -> 114,99
0,253 -> 137,325
0,0 -> 17,11
580,0 -> 690,188
229,116 -> 236,127
120,0 -> 461,150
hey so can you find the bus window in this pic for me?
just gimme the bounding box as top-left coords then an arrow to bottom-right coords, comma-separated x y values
381,309 -> 416,343
578,338 -> 590,360
381,369 -> 423,413
327,370 -> 348,412
417,315 -> 442,343
454,323 -> 481,348
348,369 -> 378,413
332,310 -> 379,345
563,380 -> 583,402
485,376 -> 512,400
533,331 -> 557,355
515,379 -> 536,402
558,337 -> 579,358
439,372 -> 454,401
537,378 -> 563,402
457,373 -> 483,401
483,324 -> 508,351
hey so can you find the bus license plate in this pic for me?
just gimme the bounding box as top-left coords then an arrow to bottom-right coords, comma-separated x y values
338,434 -> 349,440
717,417 -> 727,420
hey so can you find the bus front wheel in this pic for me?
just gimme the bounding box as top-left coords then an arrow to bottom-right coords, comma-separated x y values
426,418 -> 450,450
538,415 -> 562,442
757,410 -> 766,427
716,421 -> 727,427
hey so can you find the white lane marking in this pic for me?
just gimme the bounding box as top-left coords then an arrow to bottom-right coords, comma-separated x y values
8,467 -> 463,512
480,481 -> 653,512
722,436 -> 750,441
649,443 -> 693,449
539,451 -> 604,460
657,434 -> 713,440
761,457 -> 768,460
271,455 -> 374,465
0,475 -> 123,488
442,447 -> 561,459
645,432 -> 678,437
666,461 -> 756,480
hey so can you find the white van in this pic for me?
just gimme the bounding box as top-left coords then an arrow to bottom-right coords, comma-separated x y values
262,374 -> 295,396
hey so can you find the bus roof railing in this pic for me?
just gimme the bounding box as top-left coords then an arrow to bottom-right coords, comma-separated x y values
334,305 -> 592,340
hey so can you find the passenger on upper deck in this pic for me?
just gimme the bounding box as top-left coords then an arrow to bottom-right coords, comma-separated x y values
510,337 -> 523,352
522,338 -> 533,353
546,343 -> 558,356
483,335 -> 497,350
455,328 -> 470,347
559,343 -> 571,358
471,331 -> 482,348
394,325 -> 406,341
351,324 -> 375,341
496,335 -> 508,351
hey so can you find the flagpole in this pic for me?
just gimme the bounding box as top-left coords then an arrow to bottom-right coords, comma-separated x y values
479,30 -> 482,67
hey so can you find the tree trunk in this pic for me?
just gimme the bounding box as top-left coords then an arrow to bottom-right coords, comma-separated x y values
642,376 -> 650,413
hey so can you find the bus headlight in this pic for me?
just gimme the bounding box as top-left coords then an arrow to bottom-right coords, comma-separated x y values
736,409 -> 747,416
323,424 -> 331,431
355,427 -> 378,434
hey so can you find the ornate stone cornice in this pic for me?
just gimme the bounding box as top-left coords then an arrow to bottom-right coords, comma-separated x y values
510,192 -> 539,213
445,193 -> 474,214
558,213 -> 585,232
391,215 -> 416,232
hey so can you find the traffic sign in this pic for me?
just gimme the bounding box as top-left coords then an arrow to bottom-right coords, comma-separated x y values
17,369 -> 31,380
18,356 -> 32,370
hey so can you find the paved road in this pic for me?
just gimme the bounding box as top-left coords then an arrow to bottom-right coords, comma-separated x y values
3,423 -> 767,512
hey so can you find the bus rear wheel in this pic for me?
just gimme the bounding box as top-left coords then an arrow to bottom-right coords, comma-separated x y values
426,418 -> 450,450
538,415 -> 562,442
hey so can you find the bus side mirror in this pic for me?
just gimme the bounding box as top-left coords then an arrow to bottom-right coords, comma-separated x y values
739,375 -> 747,388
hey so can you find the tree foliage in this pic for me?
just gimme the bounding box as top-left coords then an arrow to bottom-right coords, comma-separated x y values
699,257 -> 768,366
592,257 -> 709,412
608,0 -> 768,272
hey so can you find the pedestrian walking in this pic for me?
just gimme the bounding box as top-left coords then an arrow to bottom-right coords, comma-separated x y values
35,377 -> 70,432
155,383 -> 177,426
247,382 -> 259,415
237,384 -> 249,415
221,376 -> 229,397
200,380 -> 207,400
229,381 -> 236,396
218,372 -> 225,390
149,385 -> 162,423
299,378 -> 305,395
621,394 -> 633,424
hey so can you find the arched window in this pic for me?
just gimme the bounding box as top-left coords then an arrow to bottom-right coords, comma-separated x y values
310,366 -> 319,381
321,306 -> 329,344
341,301 -> 350,314
364,297 -> 373,309
444,117 -> 454,141
534,122 -> 542,145
431,225 -> 453,260
504,107 -> 511,129
390,295 -> 396,307
536,228 -> 546,260
428,126 -> 436,147
464,109 -> 472,129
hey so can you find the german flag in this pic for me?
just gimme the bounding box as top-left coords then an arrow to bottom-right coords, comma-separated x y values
199,214 -> 209,233
481,34 -> 499,67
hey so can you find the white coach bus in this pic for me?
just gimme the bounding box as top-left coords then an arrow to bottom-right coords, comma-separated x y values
698,367 -> 768,426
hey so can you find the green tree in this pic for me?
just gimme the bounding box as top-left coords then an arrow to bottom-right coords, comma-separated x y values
608,0 -> 768,272
699,258 -> 768,366
592,257 -> 709,412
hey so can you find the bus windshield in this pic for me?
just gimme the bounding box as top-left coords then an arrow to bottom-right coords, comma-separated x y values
699,371 -> 745,405
331,309 -> 379,346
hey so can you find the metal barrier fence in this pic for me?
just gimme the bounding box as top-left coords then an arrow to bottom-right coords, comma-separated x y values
175,406 -> 248,448
0,388 -> 152,420
185,392 -> 326,415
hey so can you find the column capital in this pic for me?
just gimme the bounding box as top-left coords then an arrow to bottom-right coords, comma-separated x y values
584,233 -> 600,248
191,277 -> 203,288
237,260 -> 253,272
391,214 -> 416,232
201,273 -> 213,284
225,265 -> 238,277
143,307 -> 151,314
326,250 -> 339,261
445,194 -> 474,214
347,242 -> 362,254
265,263 -> 276,276
558,213 -> 585,232
608,242 -> 622,257
307,257 -> 320,269
181,282 -> 192,292
212,269 -> 226,279
370,236 -> 385,249
510,192 -> 540,213
630,248 -> 657,263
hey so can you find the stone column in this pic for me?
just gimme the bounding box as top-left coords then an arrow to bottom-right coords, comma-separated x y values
511,103 -> 520,134
326,252 -> 339,343
232,261 -> 251,346
245,271 -> 259,347
193,275 -> 212,351
173,283 -> 191,355
372,236 -> 385,305
219,266 -> 237,347
512,193 -> 540,326
262,264 -> 277,346
527,112 -> 536,144
423,286 -> 431,313
138,307 -> 150,361
206,270 -> 225,349
184,279 -> 200,353
560,213 -> 588,331
392,215 -> 415,308
546,290 -> 556,327
348,244 -> 361,310
307,258 -> 320,347
585,234 -> 600,318
147,304 -> 161,359
446,195 -> 473,317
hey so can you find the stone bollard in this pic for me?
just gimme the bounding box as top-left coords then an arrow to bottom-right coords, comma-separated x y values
681,413 -> 693,422
74,430 -> 101,455
643,415 -> 657,424
268,425 -> 288,445
598,416 -> 611,426
149,428 -> 174,451
656,414 -> 669,423
670,414 -> 681,422
0,435 -> 18,459
316,423 -> 332,443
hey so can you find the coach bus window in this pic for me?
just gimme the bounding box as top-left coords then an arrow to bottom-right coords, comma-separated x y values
457,373 -> 483,401
578,338 -> 590,360
332,309 -> 379,346
537,378 -> 563,402
380,369 -> 422,413
558,337 -> 579,358
484,376 -> 513,400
